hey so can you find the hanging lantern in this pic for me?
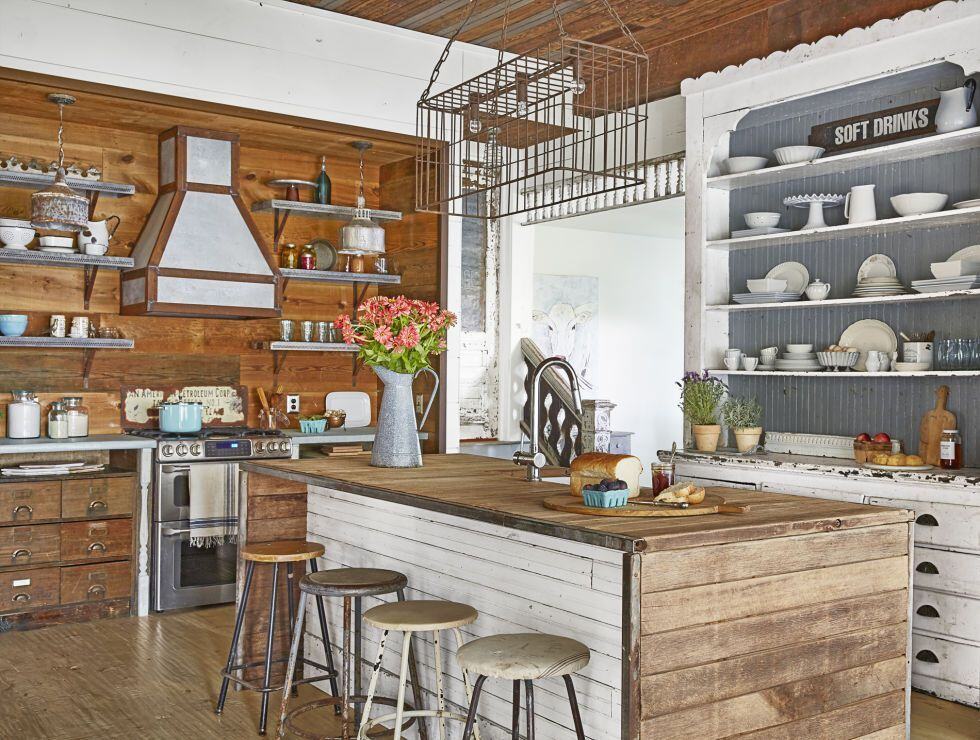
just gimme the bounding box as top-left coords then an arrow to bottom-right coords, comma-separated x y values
416,0 -> 649,219
31,93 -> 89,232
340,141 -> 386,255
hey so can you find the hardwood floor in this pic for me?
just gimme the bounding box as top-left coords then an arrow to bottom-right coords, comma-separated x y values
0,606 -> 975,739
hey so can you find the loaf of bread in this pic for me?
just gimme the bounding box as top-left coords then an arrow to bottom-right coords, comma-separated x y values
654,481 -> 706,505
569,453 -> 643,498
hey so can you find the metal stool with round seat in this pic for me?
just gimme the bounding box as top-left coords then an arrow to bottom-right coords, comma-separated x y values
357,599 -> 482,740
216,540 -> 340,735
276,568 -> 429,740
456,633 -> 591,740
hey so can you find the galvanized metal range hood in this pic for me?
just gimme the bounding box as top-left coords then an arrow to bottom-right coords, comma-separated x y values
122,126 -> 280,319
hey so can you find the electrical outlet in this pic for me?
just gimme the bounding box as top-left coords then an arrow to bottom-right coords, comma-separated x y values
286,394 -> 300,414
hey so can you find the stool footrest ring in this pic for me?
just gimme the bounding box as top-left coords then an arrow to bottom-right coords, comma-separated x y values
285,695 -> 418,740
221,656 -> 336,694
358,709 -> 469,740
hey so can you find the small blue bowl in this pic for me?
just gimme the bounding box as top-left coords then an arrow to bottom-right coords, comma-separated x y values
0,314 -> 28,337
299,418 -> 328,434
582,488 -> 630,508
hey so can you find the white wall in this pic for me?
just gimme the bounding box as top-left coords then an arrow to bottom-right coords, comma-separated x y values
529,201 -> 685,482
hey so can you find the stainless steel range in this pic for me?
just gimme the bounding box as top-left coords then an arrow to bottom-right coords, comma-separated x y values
131,427 -> 293,611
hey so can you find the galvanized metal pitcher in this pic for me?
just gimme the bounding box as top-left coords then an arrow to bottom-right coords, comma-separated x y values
370,366 -> 438,468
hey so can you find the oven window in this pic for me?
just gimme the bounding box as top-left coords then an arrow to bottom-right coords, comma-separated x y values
176,540 -> 237,588
171,473 -> 190,509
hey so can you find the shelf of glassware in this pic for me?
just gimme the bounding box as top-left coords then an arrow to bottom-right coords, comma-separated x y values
707,205 -> 980,251
251,200 -> 402,222
706,126 -> 980,191
707,288 -> 980,312
278,269 -> 401,285
710,369 -> 980,378
255,341 -> 356,352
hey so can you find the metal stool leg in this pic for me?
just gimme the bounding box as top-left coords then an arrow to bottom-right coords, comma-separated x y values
341,596 -> 352,740
216,560 -> 254,714
433,629 -> 446,740
461,675 -> 487,740
453,627 -> 482,740
276,591 -> 308,739
309,558 -> 341,704
524,680 -> 535,740
285,563 -> 297,696
398,589 -> 429,740
392,631 -> 413,738
511,680 -> 521,739
563,675 -> 586,740
354,596 -> 363,728
357,629 -> 388,738
258,562 -> 280,735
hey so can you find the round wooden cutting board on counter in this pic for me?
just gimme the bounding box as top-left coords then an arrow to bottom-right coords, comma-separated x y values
542,493 -> 748,517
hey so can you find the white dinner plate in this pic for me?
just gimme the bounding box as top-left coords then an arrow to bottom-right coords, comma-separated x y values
952,198 -> 980,210
325,391 -> 371,427
839,319 -> 898,372
765,261 -> 810,295
948,244 -> 980,262
856,254 -> 897,282
862,463 -> 933,472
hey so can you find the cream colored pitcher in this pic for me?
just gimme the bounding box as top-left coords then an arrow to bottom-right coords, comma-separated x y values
936,79 -> 977,134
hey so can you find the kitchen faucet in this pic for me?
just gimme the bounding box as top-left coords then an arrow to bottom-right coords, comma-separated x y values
513,356 -> 583,482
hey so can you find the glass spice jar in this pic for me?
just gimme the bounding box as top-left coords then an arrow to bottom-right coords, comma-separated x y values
299,243 -> 317,270
939,429 -> 963,470
47,401 -> 69,439
279,242 -> 299,269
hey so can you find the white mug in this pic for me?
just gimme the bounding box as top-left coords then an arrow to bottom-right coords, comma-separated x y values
903,342 -> 933,367
84,242 -> 109,256
723,356 -> 740,371
70,316 -> 89,338
844,184 -> 876,224
50,314 -> 66,338
742,356 -> 759,371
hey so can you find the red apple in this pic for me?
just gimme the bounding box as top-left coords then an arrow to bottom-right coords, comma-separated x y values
855,433 -> 871,442
872,432 -> 891,443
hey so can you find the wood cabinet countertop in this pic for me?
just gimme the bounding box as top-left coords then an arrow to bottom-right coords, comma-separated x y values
242,454 -> 913,552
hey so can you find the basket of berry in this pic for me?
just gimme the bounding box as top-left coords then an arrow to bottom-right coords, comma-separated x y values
582,479 -> 630,508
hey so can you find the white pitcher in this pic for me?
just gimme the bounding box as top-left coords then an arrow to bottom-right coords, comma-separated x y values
844,184 -> 876,224
77,215 -> 120,249
936,79 -> 977,134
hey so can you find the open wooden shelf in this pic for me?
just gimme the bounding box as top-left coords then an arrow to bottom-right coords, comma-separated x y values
710,369 -> 980,378
0,169 -> 135,196
0,249 -> 135,310
708,205 -> 980,250
0,336 -> 134,389
252,340 -> 360,385
279,268 -> 401,286
251,199 -> 402,253
706,126 -> 980,191
707,288 -> 980,312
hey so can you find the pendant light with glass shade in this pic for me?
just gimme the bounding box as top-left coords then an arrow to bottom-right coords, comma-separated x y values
31,93 -> 90,232
340,141 -> 385,255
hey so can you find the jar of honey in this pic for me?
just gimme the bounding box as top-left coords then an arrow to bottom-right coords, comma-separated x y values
279,242 -> 299,269
939,429 -> 962,469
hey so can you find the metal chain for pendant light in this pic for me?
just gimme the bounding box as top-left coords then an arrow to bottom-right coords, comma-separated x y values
419,0 -> 480,103
597,0 -> 645,55
56,100 -> 66,170
550,0 -> 567,37
357,145 -> 365,203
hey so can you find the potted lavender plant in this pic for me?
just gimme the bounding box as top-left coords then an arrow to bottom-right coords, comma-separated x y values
722,395 -> 764,453
677,370 -> 726,452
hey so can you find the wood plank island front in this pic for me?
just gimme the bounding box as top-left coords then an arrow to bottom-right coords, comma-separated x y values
240,454 -> 914,739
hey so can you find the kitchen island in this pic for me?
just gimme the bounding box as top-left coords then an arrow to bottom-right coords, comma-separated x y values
240,454 -> 914,739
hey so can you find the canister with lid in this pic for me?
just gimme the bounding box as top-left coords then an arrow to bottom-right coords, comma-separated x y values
63,396 -> 90,438
7,390 -> 41,439
47,401 -> 69,439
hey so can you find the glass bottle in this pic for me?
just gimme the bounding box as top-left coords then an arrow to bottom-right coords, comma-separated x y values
299,243 -> 317,270
47,401 -> 69,439
63,396 -> 90,438
939,429 -> 962,470
280,242 -> 299,269
315,155 -> 332,205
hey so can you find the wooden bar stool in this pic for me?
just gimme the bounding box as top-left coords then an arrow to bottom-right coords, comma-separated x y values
456,633 -> 590,740
276,567 -> 429,740
216,540 -> 340,735
358,600 -> 482,740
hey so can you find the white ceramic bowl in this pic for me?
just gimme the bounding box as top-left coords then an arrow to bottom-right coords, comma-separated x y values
817,351 -> 860,369
40,235 -> 74,248
723,156 -> 768,174
786,343 -> 814,353
893,361 -> 930,372
746,278 -> 788,293
772,145 -> 825,165
0,225 -> 35,249
890,192 -> 948,217
0,217 -> 32,228
743,211 -> 781,228
930,260 -> 980,279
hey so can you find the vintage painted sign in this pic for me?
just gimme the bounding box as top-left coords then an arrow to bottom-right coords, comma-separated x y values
121,386 -> 247,429
808,99 -> 939,153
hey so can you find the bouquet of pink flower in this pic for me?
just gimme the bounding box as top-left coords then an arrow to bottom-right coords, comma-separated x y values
338,296 -> 456,374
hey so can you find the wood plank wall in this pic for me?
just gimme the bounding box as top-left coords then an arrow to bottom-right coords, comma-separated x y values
0,74 -> 442,438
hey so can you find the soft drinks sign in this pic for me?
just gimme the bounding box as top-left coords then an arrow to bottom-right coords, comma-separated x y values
808,99 -> 939,153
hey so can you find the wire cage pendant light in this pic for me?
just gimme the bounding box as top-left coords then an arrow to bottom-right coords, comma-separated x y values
416,0 -> 649,219
31,93 -> 90,232
340,141 -> 386,255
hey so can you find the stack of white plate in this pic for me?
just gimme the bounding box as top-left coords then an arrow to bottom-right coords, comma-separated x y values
911,275 -> 980,293
852,276 -> 906,297
774,349 -> 822,371
732,292 -> 800,304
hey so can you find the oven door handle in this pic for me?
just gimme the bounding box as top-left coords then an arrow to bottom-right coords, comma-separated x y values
162,527 -> 191,536
161,465 -> 191,474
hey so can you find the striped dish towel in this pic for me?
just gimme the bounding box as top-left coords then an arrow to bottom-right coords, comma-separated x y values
188,463 -> 237,547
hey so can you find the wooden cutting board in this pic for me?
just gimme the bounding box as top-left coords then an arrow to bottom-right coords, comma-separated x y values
542,493 -> 748,517
918,385 -> 955,466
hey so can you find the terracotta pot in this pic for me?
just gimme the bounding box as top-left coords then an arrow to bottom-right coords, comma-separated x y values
692,424 -> 722,452
734,426 -> 763,453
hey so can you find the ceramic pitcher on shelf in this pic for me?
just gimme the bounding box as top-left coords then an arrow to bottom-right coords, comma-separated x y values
936,78 -> 977,133
844,184 -> 876,224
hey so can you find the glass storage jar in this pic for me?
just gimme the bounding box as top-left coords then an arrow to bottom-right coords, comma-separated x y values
63,396 -> 90,438
939,429 -> 963,470
299,243 -> 317,270
279,242 -> 299,269
47,401 -> 69,439
8,390 -> 41,439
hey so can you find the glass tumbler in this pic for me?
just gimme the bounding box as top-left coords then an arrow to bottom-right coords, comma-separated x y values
936,339 -> 953,370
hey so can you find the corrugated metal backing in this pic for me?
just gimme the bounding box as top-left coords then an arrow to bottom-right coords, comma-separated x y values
725,62 -> 980,464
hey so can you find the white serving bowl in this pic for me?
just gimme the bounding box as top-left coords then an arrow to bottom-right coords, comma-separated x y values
723,156 -> 768,174
40,235 -> 74,248
930,260 -> 980,279
746,278 -> 788,293
0,225 -> 35,249
743,211 -> 781,228
890,192 -> 948,217
817,351 -> 860,369
0,217 -> 32,228
786,343 -> 814,353
772,145 -> 825,165
893,361 -> 930,372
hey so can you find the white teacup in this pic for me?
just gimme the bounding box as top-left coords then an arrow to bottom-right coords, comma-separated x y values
84,242 -> 108,256
760,346 -> 778,365
723,356 -> 740,371
742,356 -> 759,371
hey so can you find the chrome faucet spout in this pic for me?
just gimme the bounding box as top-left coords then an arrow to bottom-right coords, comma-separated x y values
514,356 -> 582,482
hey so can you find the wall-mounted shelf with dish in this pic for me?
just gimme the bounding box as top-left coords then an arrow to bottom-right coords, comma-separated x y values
251,340 -> 360,385
251,200 -> 402,252
0,250 -> 135,309
707,287 -> 980,312
0,169 -> 135,218
0,336 -> 134,388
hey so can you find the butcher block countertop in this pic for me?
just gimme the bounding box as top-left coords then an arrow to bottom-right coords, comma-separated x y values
241,453 -> 912,552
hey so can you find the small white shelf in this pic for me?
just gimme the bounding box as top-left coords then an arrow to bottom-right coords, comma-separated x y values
707,127 -> 980,191
707,288 -> 980,311
708,206 -> 980,250
710,369 -> 980,378
251,200 -> 402,222
0,169 -> 136,196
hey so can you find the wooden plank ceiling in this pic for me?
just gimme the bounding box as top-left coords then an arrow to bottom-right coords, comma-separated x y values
287,0 -> 938,102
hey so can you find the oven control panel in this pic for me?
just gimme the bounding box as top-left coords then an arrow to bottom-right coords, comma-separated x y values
156,436 -> 292,461
205,439 -> 252,458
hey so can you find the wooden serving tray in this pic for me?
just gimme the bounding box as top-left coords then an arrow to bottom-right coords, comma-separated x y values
542,493 -> 748,517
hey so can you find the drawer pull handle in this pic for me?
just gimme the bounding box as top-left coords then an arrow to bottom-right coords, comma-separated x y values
11,548 -> 32,562
916,605 -> 940,618
916,561 -> 939,574
86,584 -> 107,599
915,514 -> 939,527
915,649 -> 940,664
12,592 -> 30,603
12,504 -> 33,520
87,541 -> 107,555
87,500 -> 109,512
